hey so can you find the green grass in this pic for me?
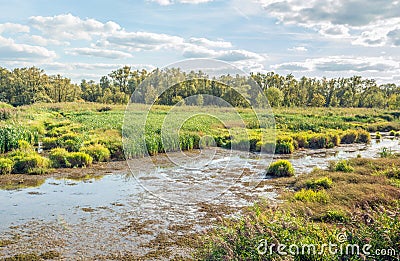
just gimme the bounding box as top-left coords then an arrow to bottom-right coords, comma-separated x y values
1,102 -> 400,173
195,156 -> 400,260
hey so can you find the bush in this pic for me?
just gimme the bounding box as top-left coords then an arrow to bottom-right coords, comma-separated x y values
275,137 -> 294,154
305,177 -> 333,190
375,132 -> 382,140
334,160 -> 354,172
66,152 -> 92,167
340,130 -> 358,144
49,148 -> 71,168
42,137 -> 58,150
389,130 -> 396,136
308,134 -> 327,149
293,134 -> 308,148
0,158 -> 13,175
321,210 -> 349,222
12,153 -> 50,174
97,106 -> 112,112
356,129 -> 371,143
59,133 -> 83,152
293,189 -> 329,203
80,144 -> 110,162
267,160 -> 294,177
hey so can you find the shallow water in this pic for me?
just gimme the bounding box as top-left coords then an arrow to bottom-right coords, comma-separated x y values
0,135 -> 398,259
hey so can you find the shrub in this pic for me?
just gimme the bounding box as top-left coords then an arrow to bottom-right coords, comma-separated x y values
49,148 -> 71,168
293,189 -> 329,203
59,133 -> 83,152
293,134 -> 308,148
375,132 -> 382,140
0,158 -> 13,175
308,134 -> 327,149
305,177 -> 333,190
66,152 -> 92,167
42,137 -> 58,150
267,160 -> 294,177
389,130 -> 396,136
356,129 -> 371,143
334,160 -> 354,172
97,106 -> 112,112
80,144 -> 110,162
327,133 -> 340,147
321,210 -> 349,222
275,137 -> 294,154
12,153 -> 50,174
340,130 -> 358,144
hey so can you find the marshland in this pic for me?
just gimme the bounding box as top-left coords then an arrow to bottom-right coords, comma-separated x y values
0,67 -> 399,260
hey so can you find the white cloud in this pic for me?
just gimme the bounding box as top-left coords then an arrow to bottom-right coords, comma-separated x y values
21,35 -> 67,46
0,23 -> 30,34
105,31 -> 185,51
272,56 -> 400,73
66,47 -> 133,59
182,44 -> 265,62
151,0 -> 213,5
288,46 -> 307,52
29,13 -> 121,41
189,37 -> 232,48
257,0 -> 400,46
0,35 -> 56,61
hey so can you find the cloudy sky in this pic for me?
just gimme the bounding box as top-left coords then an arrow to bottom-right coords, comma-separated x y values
0,0 -> 399,83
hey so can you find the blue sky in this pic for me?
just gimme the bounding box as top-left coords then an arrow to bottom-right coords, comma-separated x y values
0,0 -> 399,83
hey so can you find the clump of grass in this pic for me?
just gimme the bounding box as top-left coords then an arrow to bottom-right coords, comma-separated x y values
331,160 -> 354,172
12,153 -> 50,174
59,133 -> 83,152
80,144 -> 110,162
293,189 -> 329,203
0,158 -> 13,175
267,160 -> 294,177
376,131 -> 382,140
389,130 -> 396,136
305,177 -> 333,190
49,148 -> 92,168
356,129 -> 371,143
41,137 -> 58,150
49,148 -> 71,168
275,136 -> 294,154
340,130 -> 358,144
320,210 -> 349,223
379,147 -> 393,158
66,152 -> 92,167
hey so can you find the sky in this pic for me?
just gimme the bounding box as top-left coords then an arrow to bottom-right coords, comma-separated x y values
0,0 -> 399,84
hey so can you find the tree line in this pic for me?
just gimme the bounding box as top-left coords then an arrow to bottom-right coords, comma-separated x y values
0,66 -> 399,108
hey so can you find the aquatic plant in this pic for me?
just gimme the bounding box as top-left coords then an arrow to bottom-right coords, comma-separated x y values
293,188 -> 329,203
12,153 -> 50,174
0,158 -> 13,175
66,152 -> 92,167
305,177 -> 333,190
333,160 -> 354,172
267,160 -> 294,177
80,144 -> 110,162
